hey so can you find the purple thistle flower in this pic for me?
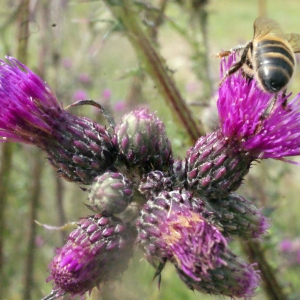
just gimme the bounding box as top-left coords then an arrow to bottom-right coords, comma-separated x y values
0,57 -> 118,184
46,214 -> 134,298
136,189 -> 227,280
218,53 -> 300,161
0,57 -> 62,143
176,251 -> 260,299
166,210 -> 227,281
187,53 -> 300,198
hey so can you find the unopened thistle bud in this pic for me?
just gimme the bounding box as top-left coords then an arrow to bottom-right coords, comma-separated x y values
0,57 -> 118,184
208,193 -> 270,238
88,171 -> 133,215
47,214 -> 134,298
115,109 -> 172,173
186,130 -> 253,199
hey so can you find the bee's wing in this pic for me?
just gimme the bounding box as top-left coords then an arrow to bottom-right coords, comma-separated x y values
253,17 -> 284,39
285,33 -> 300,53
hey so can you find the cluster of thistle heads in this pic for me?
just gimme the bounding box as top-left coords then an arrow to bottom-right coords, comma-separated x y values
1,54 -> 300,300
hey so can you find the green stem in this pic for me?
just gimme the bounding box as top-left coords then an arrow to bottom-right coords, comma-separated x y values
0,143 -> 13,298
103,0 -> 203,143
16,0 -> 30,65
22,150 -> 43,300
241,240 -> 287,300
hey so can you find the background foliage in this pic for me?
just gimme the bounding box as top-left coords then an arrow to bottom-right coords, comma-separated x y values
1,0 -> 300,299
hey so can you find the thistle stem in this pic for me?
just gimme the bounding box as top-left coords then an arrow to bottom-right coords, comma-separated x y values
22,150 -> 43,300
0,143 -> 13,298
241,240 -> 287,300
103,0 -> 203,143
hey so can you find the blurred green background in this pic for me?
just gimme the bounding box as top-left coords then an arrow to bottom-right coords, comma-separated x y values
1,0 -> 300,299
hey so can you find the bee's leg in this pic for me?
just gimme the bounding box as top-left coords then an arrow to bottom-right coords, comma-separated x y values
281,89 -> 288,109
261,88 -> 289,120
219,41 -> 252,86
216,44 -> 248,58
260,94 -> 278,120
216,50 -> 232,58
254,94 -> 278,134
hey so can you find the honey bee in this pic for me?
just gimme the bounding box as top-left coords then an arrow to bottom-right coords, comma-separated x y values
218,17 -> 300,116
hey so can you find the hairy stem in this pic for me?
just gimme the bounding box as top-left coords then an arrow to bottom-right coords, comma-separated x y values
241,240 -> 287,300
103,0 -> 203,143
0,143 -> 13,298
22,150 -> 43,300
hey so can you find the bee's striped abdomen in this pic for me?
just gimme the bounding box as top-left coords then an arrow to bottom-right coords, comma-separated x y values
255,39 -> 295,93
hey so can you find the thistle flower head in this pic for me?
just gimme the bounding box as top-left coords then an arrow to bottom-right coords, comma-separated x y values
0,57 -> 118,184
186,130 -> 252,198
218,53 -> 300,161
115,109 -> 173,173
176,250 -> 260,299
208,193 -> 270,239
47,214 -> 134,298
0,57 -> 62,143
166,210 -> 227,281
136,189 -> 227,280
88,171 -> 133,215
187,54 -> 300,198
